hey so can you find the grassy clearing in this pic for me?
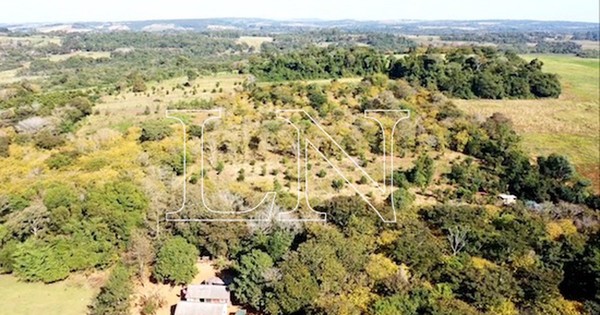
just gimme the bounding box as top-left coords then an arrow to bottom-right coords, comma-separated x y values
0,274 -> 99,315
237,36 -> 273,50
80,73 -> 245,135
0,68 -> 41,84
523,54 -> 599,102
573,40 -> 600,51
454,54 -> 600,191
47,51 -> 111,62
0,35 -> 61,46
257,77 -> 363,87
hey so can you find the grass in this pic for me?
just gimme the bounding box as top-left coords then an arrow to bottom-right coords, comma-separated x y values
79,73 -> 245,135
573,40 -> 600,51
0,35 -> 61,46
454,54 -> 600,191
257,77 -> 363,87
47,51 -> 111,62
523,54 -> 599,102
237,36 -> 273,50
0,274 -> 98,315
0,64 -> 42,84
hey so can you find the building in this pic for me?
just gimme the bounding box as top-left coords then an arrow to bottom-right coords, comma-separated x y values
203,277 -> 226,286
175,277 -> 232,315
184,284 -> 231,305
498,194 -> 517,205
173,301 -> 227,315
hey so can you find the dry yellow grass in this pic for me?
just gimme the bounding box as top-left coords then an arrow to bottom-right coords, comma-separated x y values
573,40 -> 600,51
46,51 -> 111,62
0,35 -> 61,46
257,77 -> 363,87
81,73 -> 246,134
237,36 -> 273,50
0,68 -> 42,84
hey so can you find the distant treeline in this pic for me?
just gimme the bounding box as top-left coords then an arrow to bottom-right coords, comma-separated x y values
60,32 -> 249,53
249,46 -> 389,81
249,46 -> 561,99
440,31 -> 599,54
13,32 -> 253,90
261,30 -> 416,54
572,31 -> 600,41
440,32 -> 548,44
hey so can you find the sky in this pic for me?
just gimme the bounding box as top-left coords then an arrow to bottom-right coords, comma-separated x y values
1,0 -> 599,24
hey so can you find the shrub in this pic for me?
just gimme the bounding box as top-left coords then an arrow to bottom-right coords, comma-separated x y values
331,179 -> 345,192
12,240 -> 69,283
139,293 -> 166,315
237,168 -> 246,182
139,120 -> 173,142
34,131 -> 64,150
215,161 -> 224,174
389,188 -> 415,210
45,151 -> 78,169
0,136 -> 10,157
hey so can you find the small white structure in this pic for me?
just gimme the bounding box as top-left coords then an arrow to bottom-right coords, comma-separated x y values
174,301 -> 227,315
498,194 -> 517,205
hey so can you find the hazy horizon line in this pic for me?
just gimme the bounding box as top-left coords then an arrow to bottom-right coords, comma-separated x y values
3,16 -> 599,26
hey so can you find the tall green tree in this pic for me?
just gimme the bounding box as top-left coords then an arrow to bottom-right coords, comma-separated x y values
232,250 -> 274,309
90,263 -> 133,315
153,236 -> 198,285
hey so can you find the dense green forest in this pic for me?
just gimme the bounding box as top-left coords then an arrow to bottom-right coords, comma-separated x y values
388,48 -> 562,99
249,46 -> 389,81
0,28 -> 598,315
260,31 -> 416,54
249,46 -> 561,99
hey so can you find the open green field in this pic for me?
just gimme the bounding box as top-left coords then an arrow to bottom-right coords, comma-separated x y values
454,54 -> 599,191
524,54 -> 600,102
0,275 -> 98,315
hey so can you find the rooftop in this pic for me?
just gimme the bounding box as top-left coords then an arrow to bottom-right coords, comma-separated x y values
174,301 -> 227,315
186,284 -> 230,301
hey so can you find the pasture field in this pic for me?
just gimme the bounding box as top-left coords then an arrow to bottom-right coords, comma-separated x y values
237,36 -> 273,50
79,73 -> 246,135
0,274 -> 99,315
573,40 -> 600,51
524,54 -> 599,102
0,35 -> 61,46
256,77 -> 363,87
454,54 -> 599,191
47,51 -> 111,62
0,68 -> 42,84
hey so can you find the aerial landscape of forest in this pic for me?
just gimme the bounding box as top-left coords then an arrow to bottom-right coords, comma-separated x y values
0,1 -> 599,315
